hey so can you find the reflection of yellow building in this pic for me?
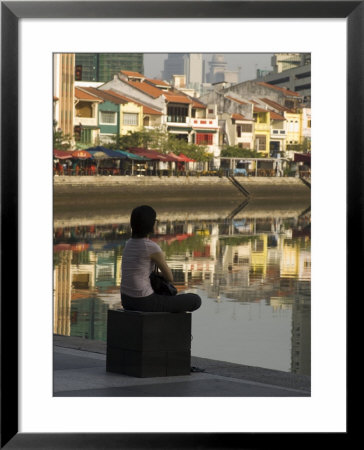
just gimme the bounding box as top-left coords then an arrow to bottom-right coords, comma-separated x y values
251,235 -> 268,277
71,264 -> 95,289
298,250 -> 311,281
53,251 -> 72,335
280,239 -> 311,281
116,255 -> 122,287
280,239 -> 299,278
270,296 -> 294,311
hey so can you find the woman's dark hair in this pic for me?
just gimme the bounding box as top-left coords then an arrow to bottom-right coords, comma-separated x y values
130,205 -> 156,238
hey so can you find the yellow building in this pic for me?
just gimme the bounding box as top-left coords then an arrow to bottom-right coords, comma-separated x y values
285,111 -> 302,148
119,101 -> 143,135
253,106 -> 270,156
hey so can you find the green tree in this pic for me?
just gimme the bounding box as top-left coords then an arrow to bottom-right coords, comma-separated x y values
53,129 -> 73,150
105,128 -> 212,162
220,146 -> 264,158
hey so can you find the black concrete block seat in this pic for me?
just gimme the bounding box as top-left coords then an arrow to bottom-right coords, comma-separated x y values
106,309 -> 191,377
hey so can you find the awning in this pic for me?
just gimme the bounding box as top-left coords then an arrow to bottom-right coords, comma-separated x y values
114,150 -> 150,161
193,129 -> 218,133
54,149 -> 73,160
86,146 -> 126,158
167,127 -> 192,132
128,148 -> 170,161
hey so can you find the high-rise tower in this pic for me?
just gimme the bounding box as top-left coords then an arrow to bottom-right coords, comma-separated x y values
75,53 -> 144,82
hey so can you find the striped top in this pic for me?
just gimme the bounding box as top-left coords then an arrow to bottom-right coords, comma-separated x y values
120,238 -> 162,298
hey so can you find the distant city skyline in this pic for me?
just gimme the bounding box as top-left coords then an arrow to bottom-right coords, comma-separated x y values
144,53 -> 274,83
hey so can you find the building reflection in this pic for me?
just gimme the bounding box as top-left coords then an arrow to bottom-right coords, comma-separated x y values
53,212 -> 311,374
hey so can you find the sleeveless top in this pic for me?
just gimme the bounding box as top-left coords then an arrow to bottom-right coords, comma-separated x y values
120,238 -> 162,297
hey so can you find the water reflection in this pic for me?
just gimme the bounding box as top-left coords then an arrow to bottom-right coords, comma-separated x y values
53,207 -> 311,375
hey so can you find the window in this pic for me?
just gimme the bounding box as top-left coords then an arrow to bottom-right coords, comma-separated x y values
167,105 -> 188,123
241,123 -> 252,133
100,111 -> 116,125
307,119 -> 311,128
255,135 -> 266,150
196,133 -> 213,145
81,128 -> 92,144
236,125 -> 241,138
123,113 -> 138,126
208,109 -> 214,114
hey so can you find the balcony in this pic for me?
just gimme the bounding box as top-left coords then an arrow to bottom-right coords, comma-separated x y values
74,116 -> 98,127
191,118 -> 218,130
167,115 -> 189,124
255,123 -> 270,132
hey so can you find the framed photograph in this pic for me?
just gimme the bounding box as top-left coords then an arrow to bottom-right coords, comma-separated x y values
2,1 -> 358,448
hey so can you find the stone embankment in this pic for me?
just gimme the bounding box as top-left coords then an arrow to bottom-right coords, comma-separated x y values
53,176 -> 310,225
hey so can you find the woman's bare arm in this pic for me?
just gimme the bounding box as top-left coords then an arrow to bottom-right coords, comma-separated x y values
150,251 -> 174,282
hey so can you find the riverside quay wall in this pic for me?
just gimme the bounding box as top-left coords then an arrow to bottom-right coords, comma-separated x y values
54,176 -> 311,223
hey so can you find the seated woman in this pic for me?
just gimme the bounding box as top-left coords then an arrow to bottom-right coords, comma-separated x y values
121,205 -> 201,313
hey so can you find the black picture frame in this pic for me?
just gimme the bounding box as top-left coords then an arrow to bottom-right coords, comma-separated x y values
1,1 -> 358,448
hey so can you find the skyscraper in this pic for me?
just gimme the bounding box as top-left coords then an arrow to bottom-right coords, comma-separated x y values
75,53 -> 144,82
162,54 -> 186,82
207,54 -> 227,84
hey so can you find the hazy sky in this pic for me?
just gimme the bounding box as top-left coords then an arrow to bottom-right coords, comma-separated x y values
144,53 -> 273,82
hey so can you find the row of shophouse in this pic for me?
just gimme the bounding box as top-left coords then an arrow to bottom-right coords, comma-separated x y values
54,68 -> 311,168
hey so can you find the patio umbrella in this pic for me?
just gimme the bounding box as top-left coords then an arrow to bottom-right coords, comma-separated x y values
86,146 -> 126,159
88,150 -> 109,160
54,149 -> 73,159
178,153 -> 195,162
168,152 -> 184,161
115,149 -> 150,161
72,150 -> 92,159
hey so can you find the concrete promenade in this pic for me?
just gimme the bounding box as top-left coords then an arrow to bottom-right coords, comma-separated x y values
54,335 -> 310,397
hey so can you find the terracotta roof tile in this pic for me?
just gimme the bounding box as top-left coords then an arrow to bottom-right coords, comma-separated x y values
269,111 -> 286,120
257,81 -> 300,97
80,87 -> 127,104
124,80 -> 164,98
164,92 -> 193,104
259,97 -> 289,112
232,113 -> 246,120
120,70 -> 145,78
253,105 -> 268,113
191,99 -> 206,109
145,78 -> 170,87
142,105 -> 163,115
226,95 -> 248,105
103,89 -> 136,104
75,87 -> 103,101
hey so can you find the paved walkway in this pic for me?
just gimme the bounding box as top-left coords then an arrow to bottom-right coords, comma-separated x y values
54,336 -> 310,397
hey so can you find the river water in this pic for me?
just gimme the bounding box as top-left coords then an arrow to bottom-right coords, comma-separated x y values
53,204 -> 311,375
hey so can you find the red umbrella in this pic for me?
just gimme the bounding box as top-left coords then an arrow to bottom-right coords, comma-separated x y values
168,152 -> 184,161
72,150 -> 92,159
54,149 -> 73,159
178,153 -> 195,162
